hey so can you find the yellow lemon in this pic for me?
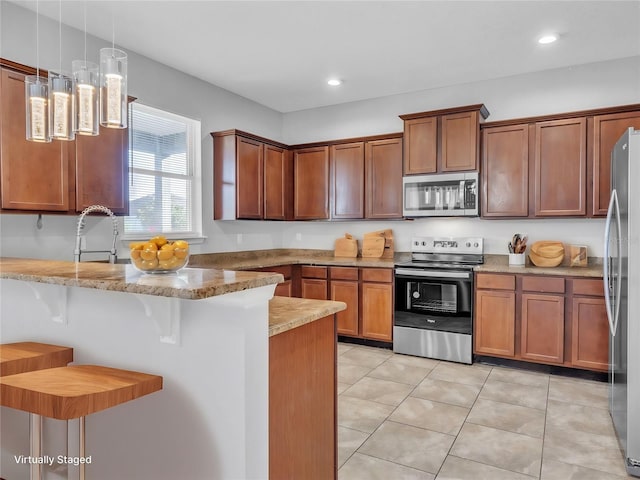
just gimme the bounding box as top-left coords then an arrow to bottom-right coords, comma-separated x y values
129,241 -> 145,250
143,242 -> 158,251
150,235 -> 168,248
174,248 -> 188,260
140,258 -> 159,270
173,240 -> 189,249
130,249 -> 142,260
157,249 -> 174,261
140,248 -> 157,261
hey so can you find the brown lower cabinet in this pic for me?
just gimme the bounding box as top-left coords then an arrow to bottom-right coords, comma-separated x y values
474,273 -> 608,371
329,266 -> 393,342
269,314 -> 337,480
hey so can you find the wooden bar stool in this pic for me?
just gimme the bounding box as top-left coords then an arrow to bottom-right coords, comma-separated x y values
1,365 -> 163,480
0,342 -> 73,376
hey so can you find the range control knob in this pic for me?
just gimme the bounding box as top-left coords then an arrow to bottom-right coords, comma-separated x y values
466,242 -> 471,248
422,241 -> 427,246
474,242 -> 479,248
412,291 -> 420,299
414,241 -> 420,246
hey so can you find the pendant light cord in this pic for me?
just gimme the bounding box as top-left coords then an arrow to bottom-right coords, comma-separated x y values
35,0 -> 39,77
83,1 -> 87,63
58,0 -> 62,72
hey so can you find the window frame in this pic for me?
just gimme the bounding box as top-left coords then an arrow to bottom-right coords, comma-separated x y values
121,102 -> 203,242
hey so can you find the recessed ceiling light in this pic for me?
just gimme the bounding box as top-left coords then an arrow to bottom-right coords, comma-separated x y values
538,34 -> 558,45
327,79 -> 342,86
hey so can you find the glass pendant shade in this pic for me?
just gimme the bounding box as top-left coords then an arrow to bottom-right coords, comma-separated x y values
25,75 -> 51,142
99,47 -> 127,129
48,71 -> 75,141
72,60 -> 99,135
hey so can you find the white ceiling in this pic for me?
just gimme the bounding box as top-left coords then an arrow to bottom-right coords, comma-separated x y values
11,1 -> 640,113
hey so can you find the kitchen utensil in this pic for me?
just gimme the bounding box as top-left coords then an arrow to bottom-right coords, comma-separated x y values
365,229 -> 394,259
334,233 -> 358,258
530,241 -> 565,258
362,236 -> 385,258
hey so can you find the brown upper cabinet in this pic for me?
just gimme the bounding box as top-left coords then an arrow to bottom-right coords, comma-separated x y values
294,133 -> 403,220
481,124 -> 529,217
480,103 -> 640,218
534,117 -> 587,216
212,130 -> 292,220
592,111 -> 640,216
293,146 -> 330,220
400,104 -> 489,175
0,61 -> 129,214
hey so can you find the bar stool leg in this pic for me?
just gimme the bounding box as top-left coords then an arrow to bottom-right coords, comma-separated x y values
29,413 -> 42,480
79,416 -> 86,480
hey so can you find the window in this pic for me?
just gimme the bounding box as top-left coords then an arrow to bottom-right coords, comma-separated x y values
124,103 -> 202,239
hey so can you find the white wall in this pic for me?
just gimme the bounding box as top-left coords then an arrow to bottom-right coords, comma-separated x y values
1,2 -> 638,260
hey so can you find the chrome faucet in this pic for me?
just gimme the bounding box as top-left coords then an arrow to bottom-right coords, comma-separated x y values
74,205 -> 119,263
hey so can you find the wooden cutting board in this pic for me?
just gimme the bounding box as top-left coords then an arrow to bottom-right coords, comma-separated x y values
364,229 -> 394,259
361,236 -> 385,258
334,234 -> 358,257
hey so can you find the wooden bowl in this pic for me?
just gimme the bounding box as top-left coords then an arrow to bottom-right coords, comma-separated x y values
530,241 -> 565,259
529,250 -> 563,267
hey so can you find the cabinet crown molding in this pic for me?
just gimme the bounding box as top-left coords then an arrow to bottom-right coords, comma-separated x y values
399,103 -> 490,121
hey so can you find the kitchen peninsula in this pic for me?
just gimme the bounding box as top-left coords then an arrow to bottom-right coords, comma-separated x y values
0,258 -> 345,479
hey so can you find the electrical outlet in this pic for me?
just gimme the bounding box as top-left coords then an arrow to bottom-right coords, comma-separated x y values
296,233 -> 302,241
237,234 -> 243,244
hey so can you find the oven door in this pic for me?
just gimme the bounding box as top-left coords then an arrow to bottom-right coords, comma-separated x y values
394,268 -> 473,335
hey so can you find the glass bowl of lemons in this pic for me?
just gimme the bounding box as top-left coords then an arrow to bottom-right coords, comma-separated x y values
130,236 -> 189,274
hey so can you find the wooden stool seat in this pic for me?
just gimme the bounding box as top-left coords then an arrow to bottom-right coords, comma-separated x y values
0,365 -> 163,420
0,342 -> 73,377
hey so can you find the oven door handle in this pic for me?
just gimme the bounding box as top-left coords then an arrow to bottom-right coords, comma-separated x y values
395,268 -> 471,279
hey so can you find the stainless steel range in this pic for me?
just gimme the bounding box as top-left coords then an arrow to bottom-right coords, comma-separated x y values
394,236 -> 484,364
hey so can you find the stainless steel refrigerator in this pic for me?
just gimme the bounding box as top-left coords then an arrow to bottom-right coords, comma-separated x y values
604,127 -> 640,477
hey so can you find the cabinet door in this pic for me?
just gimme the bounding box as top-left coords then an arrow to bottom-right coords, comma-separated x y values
236,136 -> 263,219
403,116 -> 437,175
301,278 -> 328,300
0,68 -> 74,211
365,138 -> 403,219
571,297 -> 608,371
441,110 -> 479,171
534,118 -> 587,216
481,124 -> 529,217
474,289 -> 515,356
264,144 -> 292,220
521,293 -> 564,363
361,282 -> 392,341
76,125 -> 128,214
330,142 -> 364,219
592,111 -> 640,216
294,146 -> 329,219
331,280 -> 359,336
274,280 -> 292,297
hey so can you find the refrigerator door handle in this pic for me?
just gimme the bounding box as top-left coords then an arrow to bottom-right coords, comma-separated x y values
604,189 -> 617,336
613,190 -> 623,335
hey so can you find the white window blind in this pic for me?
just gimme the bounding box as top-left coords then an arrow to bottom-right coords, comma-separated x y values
124,103 -> 202,239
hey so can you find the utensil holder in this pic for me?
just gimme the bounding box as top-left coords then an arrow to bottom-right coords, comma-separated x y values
509,253 -> 526,266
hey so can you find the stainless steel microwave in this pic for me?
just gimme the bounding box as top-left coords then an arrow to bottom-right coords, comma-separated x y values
403,172 -> 479,217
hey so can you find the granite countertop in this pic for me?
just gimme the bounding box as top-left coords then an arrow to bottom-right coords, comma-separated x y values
0,258 -> 283,300
476,254 -> 604,277
268,296 -> 346,337
188,248 -> 406,270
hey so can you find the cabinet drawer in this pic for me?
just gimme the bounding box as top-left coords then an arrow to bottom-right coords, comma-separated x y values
361,268 -> 392,283
330,267 -> 359,281
476,273 -> 515,291
257,265 -> 292,279
301,265 -> 328,279
522,276 -> 565,294
572,278 -> 604,297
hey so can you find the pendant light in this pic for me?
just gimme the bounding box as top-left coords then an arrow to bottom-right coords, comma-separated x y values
100,13 -> 127,129
73,2 -> 99,136
25,0 -> 50,143
49,0 -> 74,141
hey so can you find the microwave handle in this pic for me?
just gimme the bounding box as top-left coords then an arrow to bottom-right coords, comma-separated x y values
395,268 -> 471,279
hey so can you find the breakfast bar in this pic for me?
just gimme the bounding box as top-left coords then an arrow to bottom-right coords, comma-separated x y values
0,258 -> 345,479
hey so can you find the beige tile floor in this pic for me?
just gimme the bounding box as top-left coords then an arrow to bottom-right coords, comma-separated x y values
337,342 -> 634,480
